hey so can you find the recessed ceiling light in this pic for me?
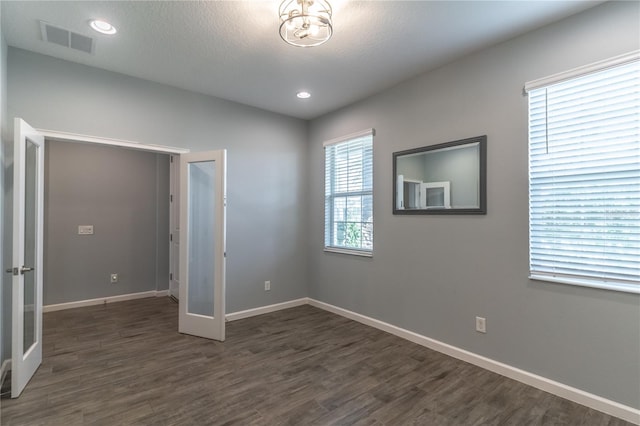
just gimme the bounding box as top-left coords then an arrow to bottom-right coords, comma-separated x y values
297,91 -> 311,99
89,19 -> 117,35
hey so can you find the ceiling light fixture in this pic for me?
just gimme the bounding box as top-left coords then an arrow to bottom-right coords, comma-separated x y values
279,0 -> 333,47
297,91 -> 311,99
89,19 -> 117,35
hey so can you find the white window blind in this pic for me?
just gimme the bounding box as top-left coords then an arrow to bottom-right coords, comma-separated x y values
324,130 -> 374,256
527,57 -> 640,293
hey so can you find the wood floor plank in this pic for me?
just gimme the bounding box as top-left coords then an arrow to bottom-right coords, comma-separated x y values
0,298 -> 633,425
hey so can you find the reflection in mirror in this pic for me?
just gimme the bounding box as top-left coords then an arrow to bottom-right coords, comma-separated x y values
393,136 -> 486,215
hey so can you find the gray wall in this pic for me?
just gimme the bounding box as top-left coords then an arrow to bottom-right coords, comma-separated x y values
7,48 -> 309,316
423,143 -> 479,207
307,1 -> 640,409
44,140 -> 169,305
396,155 -> 424,182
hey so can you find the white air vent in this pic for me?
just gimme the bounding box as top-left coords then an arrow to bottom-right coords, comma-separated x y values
39,21 -> 95,54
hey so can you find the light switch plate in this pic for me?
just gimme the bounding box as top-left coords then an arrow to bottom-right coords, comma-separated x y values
78,225 -> 94,235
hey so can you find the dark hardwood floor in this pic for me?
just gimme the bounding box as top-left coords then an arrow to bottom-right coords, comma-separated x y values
0,297 -> 633,425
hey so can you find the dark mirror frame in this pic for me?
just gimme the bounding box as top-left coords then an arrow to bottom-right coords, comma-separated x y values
392,135 -> 487,215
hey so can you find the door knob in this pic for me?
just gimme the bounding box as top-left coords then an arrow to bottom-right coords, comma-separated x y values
20,266 -> 34,274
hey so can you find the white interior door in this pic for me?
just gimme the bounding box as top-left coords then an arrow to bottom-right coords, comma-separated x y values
11,118 -> 44,397
169,154 -> 180,300
178,150 -> 226,341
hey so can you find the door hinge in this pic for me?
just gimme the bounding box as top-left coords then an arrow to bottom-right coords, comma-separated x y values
170,233 -> 173,242
170,156 -> 174,163
170,272 -> 173,280
170,194 -> 173,202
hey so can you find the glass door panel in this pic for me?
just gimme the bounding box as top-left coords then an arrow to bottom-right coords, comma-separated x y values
23,140 -> 38,354
187,161 -> 216,317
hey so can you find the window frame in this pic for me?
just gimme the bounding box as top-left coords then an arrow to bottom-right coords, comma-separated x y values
323,129 -> 374,257
525,51 -> 640,294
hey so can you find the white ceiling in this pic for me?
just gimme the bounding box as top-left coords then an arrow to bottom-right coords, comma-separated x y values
2,1 -> 605,120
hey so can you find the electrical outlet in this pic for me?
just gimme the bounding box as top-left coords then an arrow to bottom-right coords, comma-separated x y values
264,280 -> 271,291
110,273 -> 119,283
476,316 -> 486,333
78,225 -> 94,235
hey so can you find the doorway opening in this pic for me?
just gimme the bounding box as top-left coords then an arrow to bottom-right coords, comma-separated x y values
42,139 -> 175,311
6,125 -> 227,399
38,130 -> 187,315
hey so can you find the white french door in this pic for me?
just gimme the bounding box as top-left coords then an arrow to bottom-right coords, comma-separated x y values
178,150 -> 226,341
11,118 -> 44,397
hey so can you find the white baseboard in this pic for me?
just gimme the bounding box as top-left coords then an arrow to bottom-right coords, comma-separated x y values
307,298 -> 640,425
43,290 -> 169,313
0,359 -> 11,386
226,298 -> 308,322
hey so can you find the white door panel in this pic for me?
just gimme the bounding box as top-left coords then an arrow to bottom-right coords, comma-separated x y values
11,118 -> 44,397
178,150 -> 226,341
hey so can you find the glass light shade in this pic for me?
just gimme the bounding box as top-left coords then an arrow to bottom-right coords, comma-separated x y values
89,19 -> 117,35
279,0 -> 333,47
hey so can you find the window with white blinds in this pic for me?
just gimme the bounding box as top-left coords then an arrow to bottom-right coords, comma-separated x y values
527,55 -> 640,293
324,129 -> 374,256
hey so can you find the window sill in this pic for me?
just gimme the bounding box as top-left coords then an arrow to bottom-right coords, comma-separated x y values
529,274 -> 640,295
324,246 -> 373,258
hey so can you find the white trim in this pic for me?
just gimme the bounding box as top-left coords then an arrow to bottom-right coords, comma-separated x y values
323,247 -> 373,258
530,274 -> 640,295
307,299 -> 640,425
0,359 -> 11,386
323,128 -> 375,147
226,298 -> 308,322
524,50 -> 640,92
43,290 -> 169,313
421,181 -> 451,209
36,129 -> 190,154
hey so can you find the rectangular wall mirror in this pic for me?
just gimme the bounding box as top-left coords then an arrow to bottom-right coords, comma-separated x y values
393,135 -> 487,215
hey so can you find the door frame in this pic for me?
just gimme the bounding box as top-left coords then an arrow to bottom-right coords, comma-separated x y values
169,154 -> 180,300
38,130 -> 189,155
38,128 -> 189,300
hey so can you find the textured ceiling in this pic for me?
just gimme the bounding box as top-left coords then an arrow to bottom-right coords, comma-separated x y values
1,1 -> 605,120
